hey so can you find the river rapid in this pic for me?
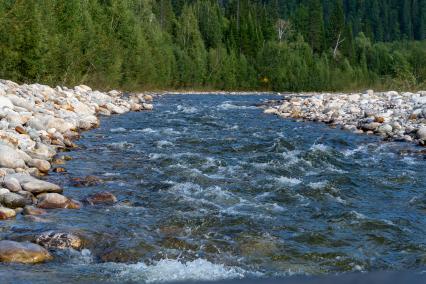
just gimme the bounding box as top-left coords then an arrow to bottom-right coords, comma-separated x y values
0,94 -> 425,283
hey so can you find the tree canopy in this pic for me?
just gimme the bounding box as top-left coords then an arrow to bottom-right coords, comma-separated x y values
0,0 -> 425,91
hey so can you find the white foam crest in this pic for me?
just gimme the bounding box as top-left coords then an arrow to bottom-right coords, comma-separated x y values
109,141 -> 135,150
155,140 -> 174,148
162,128 -> 181,135
62,249 -> 94,265
282,150 -> 305,166
401,156 -> 419,165
275,176 -> 302,186
135,128 -> 158,134
252,161 -> 273,170
149,153 -> 168,160
103,172 -> 121,176
115,258 -> 247,283
308,181 -> 329,189
110,127 -> 126,133
351,210 -> 367,220
325,193 -> 347,204
310,143 -> 330,152
341,145 -> 368,157
177,105 -> 198,114
218,102 -> 257,110
169,183 -> 238,206
324,164 -> 347,174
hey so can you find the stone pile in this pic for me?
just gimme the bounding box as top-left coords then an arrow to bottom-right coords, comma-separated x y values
264,90 -> 426,146
0,79 -> 153,263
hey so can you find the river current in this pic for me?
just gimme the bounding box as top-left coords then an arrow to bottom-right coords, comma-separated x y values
0,94 -> 425,283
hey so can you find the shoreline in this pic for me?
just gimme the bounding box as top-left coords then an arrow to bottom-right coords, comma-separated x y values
263,90 -> 426,147
0,79 -> 153,263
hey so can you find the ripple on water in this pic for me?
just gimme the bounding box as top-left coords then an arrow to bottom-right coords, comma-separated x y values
114,258 -> 249,283
20,94 -> 426,282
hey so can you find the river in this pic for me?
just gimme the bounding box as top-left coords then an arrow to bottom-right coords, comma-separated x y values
0,94 -> 425,283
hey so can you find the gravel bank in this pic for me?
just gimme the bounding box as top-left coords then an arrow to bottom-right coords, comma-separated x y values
0,79 -> 153,263
264,90 -> 426,146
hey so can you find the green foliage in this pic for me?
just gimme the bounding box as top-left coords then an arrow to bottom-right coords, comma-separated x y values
0,0 -> 424,92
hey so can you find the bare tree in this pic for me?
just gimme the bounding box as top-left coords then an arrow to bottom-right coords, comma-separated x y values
333,32 -> 345,59
275,19 -> 292,42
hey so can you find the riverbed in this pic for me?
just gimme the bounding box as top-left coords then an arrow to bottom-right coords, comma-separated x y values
1,94 -> 425,283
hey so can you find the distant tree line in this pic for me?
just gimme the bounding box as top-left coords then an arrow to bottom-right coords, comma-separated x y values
0,0 -> 425,91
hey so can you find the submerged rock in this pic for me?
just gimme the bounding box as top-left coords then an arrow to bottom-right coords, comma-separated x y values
71,175 -> 102,187
35,231 -> 83,250
0,240 -> 52,263
86,191 -> 117,205
22,205 -> 46,216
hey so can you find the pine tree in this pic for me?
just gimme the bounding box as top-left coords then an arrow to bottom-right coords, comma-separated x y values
307,0 -> 326,53
326,0 -> 345,51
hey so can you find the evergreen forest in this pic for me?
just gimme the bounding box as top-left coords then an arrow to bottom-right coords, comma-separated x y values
0,0 -> 425,91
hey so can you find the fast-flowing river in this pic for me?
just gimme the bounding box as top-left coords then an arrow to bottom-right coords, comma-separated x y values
1,94 -> 425,283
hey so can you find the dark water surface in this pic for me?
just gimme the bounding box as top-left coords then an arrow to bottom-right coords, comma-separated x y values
1,94 -> 425,283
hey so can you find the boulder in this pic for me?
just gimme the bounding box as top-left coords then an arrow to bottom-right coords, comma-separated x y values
86,192 -> 117,205
417,127 -> 426,140
0,240 -> 52,264
0,97 -> 14,109
22,205 -> 46,216
27,159 -> 51,173
361,122 -> 381,131
0,145 -> 26,169
0,207 -> 16,219
142,103 -> 154,110
37,193 -> 80,209
10,174 -> 62,194
0,192 -> 28,208
35,231 -> 83,250
264,108 -> 278,115
71,176 -> 102,187
377,124 -> 393,135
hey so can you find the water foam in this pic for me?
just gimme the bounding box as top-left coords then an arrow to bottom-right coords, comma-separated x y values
109,141 -> 135,150
177,105 -> 198,114
115,258 -> 247,283
275,176 -> 302,186
110,127 -> 126,133
155,140 -> 174,148
218,102 -> 257,110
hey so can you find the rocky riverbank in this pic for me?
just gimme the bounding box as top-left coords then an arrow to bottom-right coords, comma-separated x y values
264,90 -> 426,146
0,79 -> 153,263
